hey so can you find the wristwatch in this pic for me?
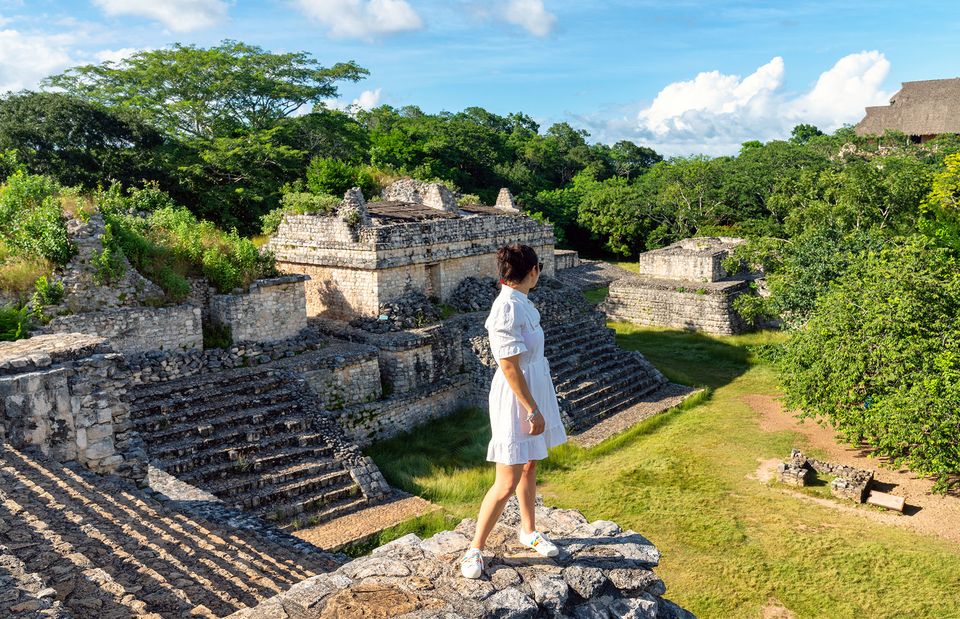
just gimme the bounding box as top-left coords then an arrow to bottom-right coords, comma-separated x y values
526,406 -> 539,423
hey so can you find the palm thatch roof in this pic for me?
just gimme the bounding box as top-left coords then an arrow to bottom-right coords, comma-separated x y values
855,78 -> 960,137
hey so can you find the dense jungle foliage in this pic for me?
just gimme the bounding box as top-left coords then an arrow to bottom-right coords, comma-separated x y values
0,40 -> 957,488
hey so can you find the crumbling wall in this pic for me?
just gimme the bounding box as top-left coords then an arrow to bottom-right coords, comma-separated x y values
0,334 -> 147,482
208,275 -> 309,344
602,277 -> 751,335
43,305 -> 202,354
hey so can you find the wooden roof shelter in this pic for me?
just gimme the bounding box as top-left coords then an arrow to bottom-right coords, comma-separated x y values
855,78 -> 960,139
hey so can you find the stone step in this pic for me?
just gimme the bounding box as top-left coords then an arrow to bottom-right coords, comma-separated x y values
0,445 -> 334,618
569,380 -> 667,431
551,348 -> 623,383
149,414 -> 313,467
130,374 -> 289,420
554,354 -> 631,393
129,366 -> 283,403
255,479 -> 364,524
238,469 -> 355,512
135,388 -> 298,434
568,365 -> 663,409
175,444 -> 333,486
206,458 -> 345,499
162,432 -> 332,480
144,401 -> 306,445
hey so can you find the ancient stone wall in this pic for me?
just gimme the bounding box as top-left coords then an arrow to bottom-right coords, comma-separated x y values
273,344 -> 383,409
602,278 -> 750,335
336,376 -> 474,447
636,237 -> 745,282
43,305 -> 202,354
555,249 -> 581,270
208,275 -> 309,344
0,334 -> 147,481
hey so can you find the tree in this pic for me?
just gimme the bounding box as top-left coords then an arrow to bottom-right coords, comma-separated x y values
778,236 -> 960,492
608,141 -> 662,180
789,123 -> 824,145
920,152 -> 960,252
46,40 -> 368,140
0,91 -> 175,190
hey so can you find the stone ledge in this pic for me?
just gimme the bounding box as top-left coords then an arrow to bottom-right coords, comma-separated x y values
228,499 -> 694,619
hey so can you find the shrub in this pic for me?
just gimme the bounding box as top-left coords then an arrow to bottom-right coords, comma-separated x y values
92,223 -> 126,285
777,236 -> 960,492
0,171 -> 72,265
202,321 -> 233,349
306,157 -> 376,197
32,275 -> 64,305
260,191 -> 340,235
0,305 -> 29,341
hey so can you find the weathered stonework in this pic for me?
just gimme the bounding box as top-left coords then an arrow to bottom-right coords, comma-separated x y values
602,237 -> 757,335
0,334 -> 147,482
602,277 -> 751,335
555,249 -> 581,270
228,497 -> 694,619
209,275 -> 309,344
780,449 -> 874,503
266,180 -> 556,319
42,305 -> 202,353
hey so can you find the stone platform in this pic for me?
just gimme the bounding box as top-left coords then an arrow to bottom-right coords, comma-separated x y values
228,498 -> 694,619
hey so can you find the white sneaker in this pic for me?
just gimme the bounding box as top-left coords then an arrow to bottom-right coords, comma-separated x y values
518,529 -> 559,557
460,547 -> 484,579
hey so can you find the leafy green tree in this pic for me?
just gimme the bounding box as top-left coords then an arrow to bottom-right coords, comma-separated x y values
306,157 -> 375,198
919,152 -> 960,252
46,40 -> 367,139
778,236 -> 960,491
0,91 -> 174,190
789,123 -> 824,145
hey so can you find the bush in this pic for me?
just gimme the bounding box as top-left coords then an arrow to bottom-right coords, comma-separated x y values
306,157 -> 376,197
97,183 -> 276,296
0,305 -> 29,340
777,236 -> 960,491
0,171 -> 73,265
260,191 -> 340,235
92,223 -> 126,284
32,275 -> 64,306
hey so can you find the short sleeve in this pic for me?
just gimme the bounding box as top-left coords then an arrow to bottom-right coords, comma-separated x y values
486,300 -> 528,360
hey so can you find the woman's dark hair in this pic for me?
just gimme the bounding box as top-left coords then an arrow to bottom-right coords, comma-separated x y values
497,243 -> 539,283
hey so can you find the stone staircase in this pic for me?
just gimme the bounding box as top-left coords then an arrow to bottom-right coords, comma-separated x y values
543,311 -> 669,432
130,363 -> 369,530
0,443 -> 341,618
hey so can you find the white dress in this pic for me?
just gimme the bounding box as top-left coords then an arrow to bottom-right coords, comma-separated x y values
485,284 -> 568,465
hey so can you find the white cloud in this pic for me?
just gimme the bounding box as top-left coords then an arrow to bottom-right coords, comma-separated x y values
0,29 -> 74,93
352,88 -> 382,109
92,0 -> 228,32
294,0 -> 423,39
583,51 -> 893,156
503,0 -> 556,37
94,47 -> 141,64
321,88 -> 384,113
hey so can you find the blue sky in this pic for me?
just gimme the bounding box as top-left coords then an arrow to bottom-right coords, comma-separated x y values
1,1 -> 958,154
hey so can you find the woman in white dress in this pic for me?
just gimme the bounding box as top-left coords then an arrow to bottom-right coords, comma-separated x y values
460,243 -> 568,579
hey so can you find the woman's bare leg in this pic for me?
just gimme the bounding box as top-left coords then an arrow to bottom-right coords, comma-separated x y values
516,460 -> 537,535
471,463 -> 524,549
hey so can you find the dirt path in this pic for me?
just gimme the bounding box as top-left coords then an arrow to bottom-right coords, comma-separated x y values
294,494 -> 439,551
742,393 -> 960,545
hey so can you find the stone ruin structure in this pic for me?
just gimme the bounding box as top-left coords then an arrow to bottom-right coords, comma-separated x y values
265,179 -> 556,319
601,237 -> 758,335
0,179 -> 698,617
778,449 -> 874,503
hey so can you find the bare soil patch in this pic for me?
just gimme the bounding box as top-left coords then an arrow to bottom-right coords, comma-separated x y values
743,393 -> 960,544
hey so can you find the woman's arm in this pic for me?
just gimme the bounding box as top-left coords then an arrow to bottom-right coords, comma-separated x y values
499,353 -> 545,436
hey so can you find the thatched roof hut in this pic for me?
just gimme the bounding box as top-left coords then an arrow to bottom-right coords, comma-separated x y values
855,78 -> 960,140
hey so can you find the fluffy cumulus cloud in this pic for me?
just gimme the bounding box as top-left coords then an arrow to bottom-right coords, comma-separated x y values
294,0 -> 423,39
92,0 -> 228,32
94,47 -> 141,64
585,51 -> 892,156
319,88 -> 384,113
503,0 -> 556,37
0,29 -> 74,93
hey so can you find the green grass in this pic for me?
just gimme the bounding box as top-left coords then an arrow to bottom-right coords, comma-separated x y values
368,325 -> 960,619
582,286 -> 608,305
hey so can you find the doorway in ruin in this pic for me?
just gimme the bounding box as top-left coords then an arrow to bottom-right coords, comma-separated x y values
425,262 -> 441,301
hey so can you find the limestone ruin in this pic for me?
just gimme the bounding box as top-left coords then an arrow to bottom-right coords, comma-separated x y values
602,237 -> 758,335
0,179 -> 698,617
